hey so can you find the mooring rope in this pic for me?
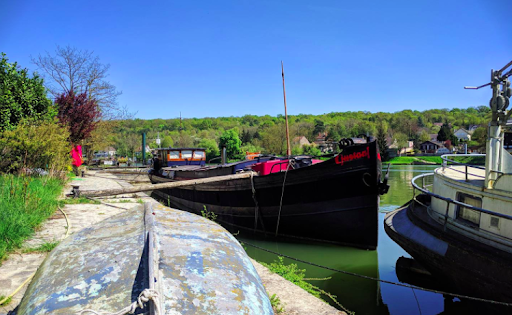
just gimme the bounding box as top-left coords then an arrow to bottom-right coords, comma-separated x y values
242,241 -> 512,307
77,288 -> 161,315
275,160 -> 294,237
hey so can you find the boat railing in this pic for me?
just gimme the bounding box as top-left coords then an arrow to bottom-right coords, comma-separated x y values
411,173 -> 512,226
440,154 -> 486,180
269,160 -> 292,174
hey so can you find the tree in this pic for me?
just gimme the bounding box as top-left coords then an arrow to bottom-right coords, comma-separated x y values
376,124 -> 389,161
55,90 -> 102,144
198,138 -> 219,162
0,53 -> 54,131
302,144 -> 321,156
161,136 -> 173,148
394,132 -> 409,157
437,123 -> 452,141
219,128 -> 241,159
32,46 -> 123,119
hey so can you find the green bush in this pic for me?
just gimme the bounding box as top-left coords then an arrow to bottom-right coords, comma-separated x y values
0,53 -> 55,131
0,120 -> 71,178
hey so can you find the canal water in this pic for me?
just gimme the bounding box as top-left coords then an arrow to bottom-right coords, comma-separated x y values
236,165 -> 483,315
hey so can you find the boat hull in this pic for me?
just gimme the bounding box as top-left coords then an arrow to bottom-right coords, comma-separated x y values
384,198 -> 512,307
151,141 -> 383,249
16,202 -> 273,314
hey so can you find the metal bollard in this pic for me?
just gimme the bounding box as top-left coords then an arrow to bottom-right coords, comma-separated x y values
72,185 -> 80,198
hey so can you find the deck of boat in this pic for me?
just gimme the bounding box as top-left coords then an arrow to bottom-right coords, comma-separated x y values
435,165 -> 485,187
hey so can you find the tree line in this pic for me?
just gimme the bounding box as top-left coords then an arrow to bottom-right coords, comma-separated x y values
111,106 -> 490,161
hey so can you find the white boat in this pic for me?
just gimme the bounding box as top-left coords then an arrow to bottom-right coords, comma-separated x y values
384,61 -> 512,309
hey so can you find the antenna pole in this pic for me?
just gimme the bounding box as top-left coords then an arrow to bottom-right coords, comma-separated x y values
282,61 -> 292,157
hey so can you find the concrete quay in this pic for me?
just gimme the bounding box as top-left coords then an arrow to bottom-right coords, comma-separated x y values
0,170 -> 345,315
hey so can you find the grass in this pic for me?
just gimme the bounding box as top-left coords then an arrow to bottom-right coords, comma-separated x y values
22,241 -> 59,254
0,174 -> 63,262
59,197 -> 100,205
262,257 -> 353,315
386,155 -> 485,165
269,293 -> 284,314
201,205 -> 218,222
0,295 -> 12,306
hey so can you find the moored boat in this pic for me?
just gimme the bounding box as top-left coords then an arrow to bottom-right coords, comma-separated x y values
15,202 -> 273,314
384,61 -> 512,308
149,139 -> 389,250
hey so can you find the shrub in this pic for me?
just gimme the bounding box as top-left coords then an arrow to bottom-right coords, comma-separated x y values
0,53 -> 55,131
0,120 -> 71,178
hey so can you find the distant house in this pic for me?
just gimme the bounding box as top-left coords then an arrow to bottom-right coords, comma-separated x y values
292,136 -> 310,147
454,128 -> 473,141
314,132 -> 336,152
429,134 -> 439,142
388,139 -> 414,157
420,140 -> 443,154
106,147 -> 116,157
433,122 -> 444,128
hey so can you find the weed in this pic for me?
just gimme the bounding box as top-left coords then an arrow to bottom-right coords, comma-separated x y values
137,198 -> 144,204
22,241 -> 59,254
59,197 -> 100,205
269,293 -> 284,314
201,205 -> 217,222
262,257 -> 354,315
0,295 -> 12,306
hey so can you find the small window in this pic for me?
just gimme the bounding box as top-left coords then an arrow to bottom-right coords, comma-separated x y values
181,150 -> 193,159
457,193 -> 482,226
169,151 -> 180,160
490,217 -> 500,228
193,151 -> 205,159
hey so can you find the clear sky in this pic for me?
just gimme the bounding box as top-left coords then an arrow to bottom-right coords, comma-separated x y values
1,0 -> 511,119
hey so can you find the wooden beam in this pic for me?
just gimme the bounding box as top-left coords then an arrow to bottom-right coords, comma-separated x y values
77,172 -> 254,198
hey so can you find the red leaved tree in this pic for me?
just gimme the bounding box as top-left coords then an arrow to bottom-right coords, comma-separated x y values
55,90 -> 102,144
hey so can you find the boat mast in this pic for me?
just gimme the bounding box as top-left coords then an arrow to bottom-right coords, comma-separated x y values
465,60 -> 512,189
281,61 -> 292,157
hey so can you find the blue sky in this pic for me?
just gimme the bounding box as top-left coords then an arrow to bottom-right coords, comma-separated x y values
1,0 -> 511,119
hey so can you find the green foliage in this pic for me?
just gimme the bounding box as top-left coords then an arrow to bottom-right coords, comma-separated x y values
0,53 -> 55,131
0,120 -> 71,177
161,135 -> 173,148
0,174 -> 63,261
376,124 -> 389,161
262,257 -> 322,298
59,197 -> 101,205
201,205 -> 217,222
437,123 -> 452,141
302,144 -> 321,156
198,138 -> 220,162
110,107 -> 491,161
22,241 -> 59,253
0,295 -> 12,306
269,294 -> 284,314
219,128 -> 241,159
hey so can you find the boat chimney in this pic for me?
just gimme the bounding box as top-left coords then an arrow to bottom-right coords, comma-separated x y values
221,145 -> 227,165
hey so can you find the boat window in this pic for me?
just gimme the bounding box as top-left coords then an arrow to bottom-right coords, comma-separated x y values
169,151 -> 180,160
182,150 -> 193,159
456,193 -> 482,226
490,217 -> 500,229
193,151 -> 205,159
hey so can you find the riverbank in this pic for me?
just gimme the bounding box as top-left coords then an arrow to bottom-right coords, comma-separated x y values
0,171 -> 344,315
